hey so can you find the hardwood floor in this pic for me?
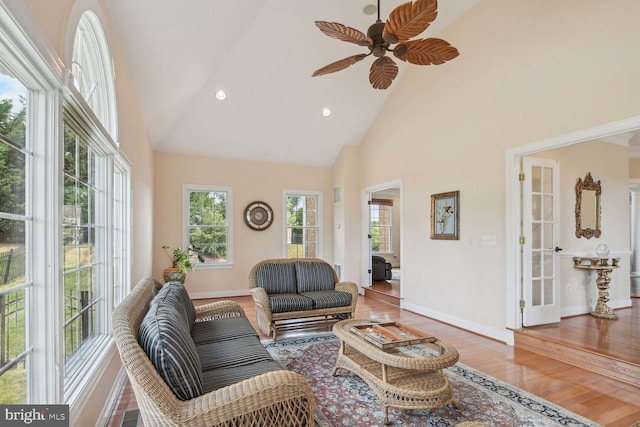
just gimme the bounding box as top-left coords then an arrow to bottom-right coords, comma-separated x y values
514,299 -> 640,388
106,295 -> 640,427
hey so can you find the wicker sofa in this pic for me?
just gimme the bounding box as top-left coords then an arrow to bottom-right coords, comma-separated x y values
112,277 -> 314,427
249,258 -> 359,340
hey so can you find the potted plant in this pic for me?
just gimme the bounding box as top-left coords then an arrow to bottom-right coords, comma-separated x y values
162,245 -> 205,283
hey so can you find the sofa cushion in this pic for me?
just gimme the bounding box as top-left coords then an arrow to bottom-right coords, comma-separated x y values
301,290 -> 352,309
197,335 -> 276,371
295,261 -> 335,293
191,316 -> 258,345
256,262 -> 297,294
202,360 -> 283,392
139,299 -> 203,401
153,281 -> 196,328
268,293 -> 314,313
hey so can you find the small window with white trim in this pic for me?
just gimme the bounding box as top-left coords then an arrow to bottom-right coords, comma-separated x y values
284,191 -> 321,258
371,199 -> 392,253
184,186 -> 233,266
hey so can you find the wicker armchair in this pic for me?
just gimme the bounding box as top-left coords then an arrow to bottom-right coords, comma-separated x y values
112,277 -> 315,427
249,258 -> 359,340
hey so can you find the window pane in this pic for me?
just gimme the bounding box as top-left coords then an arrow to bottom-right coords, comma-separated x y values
532,279 -> 542,306
0,288 -> 27,404
371,204 -> 392,253
0,74 -> 27,149
543,167 -> 553,194
188,190 -> 228,264
531,166 -> 541,192
0,73 -> 29,404
62,124 -> 102,374
286,194 -> 320,258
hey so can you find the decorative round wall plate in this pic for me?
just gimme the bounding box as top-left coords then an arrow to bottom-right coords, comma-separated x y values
244,201 -> 273,231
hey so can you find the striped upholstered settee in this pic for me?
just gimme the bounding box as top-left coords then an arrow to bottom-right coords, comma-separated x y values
248,258 -> 359,340
112,277 -> 314,426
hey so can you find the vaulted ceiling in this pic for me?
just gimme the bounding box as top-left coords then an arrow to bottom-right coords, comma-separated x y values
108,0 -> 479,167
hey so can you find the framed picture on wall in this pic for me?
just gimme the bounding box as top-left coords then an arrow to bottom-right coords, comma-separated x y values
430,191 -> 459,240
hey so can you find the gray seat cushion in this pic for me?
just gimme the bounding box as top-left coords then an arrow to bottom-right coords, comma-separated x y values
302,290 -> 352,309
202,360 -> 283,392
139,299 -> 203,401
295,261 -> 335,293
268,293 -> 314,313
191,316 -> 258,345
196,336 -> 276,371
256,262 -> 297,294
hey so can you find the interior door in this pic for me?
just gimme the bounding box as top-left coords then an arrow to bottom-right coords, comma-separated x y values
521,156 -> 561,326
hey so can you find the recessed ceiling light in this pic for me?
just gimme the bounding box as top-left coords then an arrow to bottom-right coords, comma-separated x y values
322,107 -> 332,117
215,90 -> 227,101
363,4 -> 377,15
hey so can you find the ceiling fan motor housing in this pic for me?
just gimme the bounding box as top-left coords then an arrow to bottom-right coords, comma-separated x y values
367,21 -> 389,57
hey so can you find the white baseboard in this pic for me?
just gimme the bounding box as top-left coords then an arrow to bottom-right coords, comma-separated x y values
188,289 -> 250,300
401,301 -> 513,345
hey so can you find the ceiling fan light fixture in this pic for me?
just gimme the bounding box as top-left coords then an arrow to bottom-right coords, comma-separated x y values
215,89 -> 227,101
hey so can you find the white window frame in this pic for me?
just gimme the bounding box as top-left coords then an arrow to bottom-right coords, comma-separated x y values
182,185 -> 234,269
0,2 -> 131,418
370,202 -> 393,254
71,11 -> 117,139
282,190 -> 323,258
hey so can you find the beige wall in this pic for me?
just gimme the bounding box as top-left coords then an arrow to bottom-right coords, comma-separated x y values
630,158 -> 640,179
349,0 -> 640,337
20,0 -> 154,424
153,152 -> 334,297
332,145 -> 362,283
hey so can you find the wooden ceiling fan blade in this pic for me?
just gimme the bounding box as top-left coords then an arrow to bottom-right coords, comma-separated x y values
383,0 -> 438,44
369,56 -> 398,90
312,54 -> 368,77
393,38 -> 459,65
315,21 -> 373,46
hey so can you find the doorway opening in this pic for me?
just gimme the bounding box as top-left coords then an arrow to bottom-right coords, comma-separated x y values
506,116 -> 640,335
363,181 -> 402,305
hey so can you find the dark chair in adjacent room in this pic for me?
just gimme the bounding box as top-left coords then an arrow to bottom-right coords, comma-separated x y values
372,256 -> 392,281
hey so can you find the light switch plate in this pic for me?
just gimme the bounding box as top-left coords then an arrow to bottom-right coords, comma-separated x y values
480,235 -> 497,246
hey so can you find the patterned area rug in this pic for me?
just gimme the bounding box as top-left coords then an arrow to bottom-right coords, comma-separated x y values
264,333 -> 602,427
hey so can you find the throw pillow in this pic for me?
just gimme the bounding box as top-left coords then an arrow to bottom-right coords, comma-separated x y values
255,262 -> 297,294
138,300 -> 203,400
154,281 -> 196,327
295,261 -> 335,293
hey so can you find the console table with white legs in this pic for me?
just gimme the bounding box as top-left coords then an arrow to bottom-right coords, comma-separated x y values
572,256 -> 621,320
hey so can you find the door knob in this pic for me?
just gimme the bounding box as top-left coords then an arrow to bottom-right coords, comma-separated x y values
555,247 -> 563,252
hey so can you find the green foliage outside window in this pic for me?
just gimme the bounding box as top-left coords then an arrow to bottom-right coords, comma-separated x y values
0,93 -> 28,403
0,98 -> 26,242
188,190 -> 228,262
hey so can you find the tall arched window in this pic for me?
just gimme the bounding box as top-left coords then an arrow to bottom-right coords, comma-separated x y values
72,11 -> 117,139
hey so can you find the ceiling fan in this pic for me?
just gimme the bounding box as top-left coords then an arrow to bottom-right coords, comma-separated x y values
312,0 -> 459,90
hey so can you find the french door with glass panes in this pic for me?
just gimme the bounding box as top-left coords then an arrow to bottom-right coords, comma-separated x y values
521,156 -> 561,326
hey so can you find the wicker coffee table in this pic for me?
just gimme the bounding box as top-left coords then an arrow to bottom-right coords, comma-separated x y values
332,319 -> 459,424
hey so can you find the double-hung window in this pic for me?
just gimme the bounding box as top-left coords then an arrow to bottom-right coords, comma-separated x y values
284,191 -> 321,258
184,186 -> 233,266
370,199 -> 392,253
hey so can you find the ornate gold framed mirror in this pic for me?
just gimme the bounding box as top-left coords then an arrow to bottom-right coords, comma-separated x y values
575,172 -> 601,239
